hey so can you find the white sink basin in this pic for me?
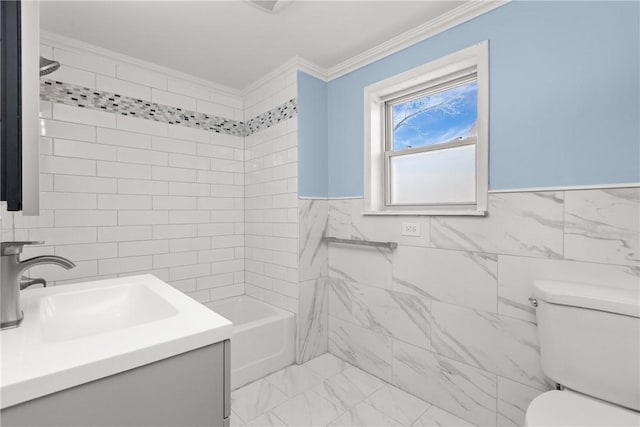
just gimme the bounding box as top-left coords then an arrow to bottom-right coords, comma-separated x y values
1,275 -> 232,409
40,283 -> 178,342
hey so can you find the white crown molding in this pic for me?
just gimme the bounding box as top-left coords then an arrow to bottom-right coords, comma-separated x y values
247,0 -> 510,89
42,0 -> 510,98
40,30 -> 242,97
241,55 -> 328,96
326,0 -> 510,81
297,57 -> 329,82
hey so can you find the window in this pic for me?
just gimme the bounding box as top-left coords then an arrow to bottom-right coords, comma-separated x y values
364,41 -> 489,215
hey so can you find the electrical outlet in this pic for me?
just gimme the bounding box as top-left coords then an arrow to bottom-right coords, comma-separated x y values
401,222 -> 421,237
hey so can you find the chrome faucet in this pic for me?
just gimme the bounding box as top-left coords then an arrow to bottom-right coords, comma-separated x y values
1,241 -> 76,329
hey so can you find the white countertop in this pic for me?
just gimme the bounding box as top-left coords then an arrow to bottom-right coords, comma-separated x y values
0,275 -> 232,409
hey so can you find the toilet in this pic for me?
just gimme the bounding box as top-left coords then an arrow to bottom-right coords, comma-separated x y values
525,280 -> 640,426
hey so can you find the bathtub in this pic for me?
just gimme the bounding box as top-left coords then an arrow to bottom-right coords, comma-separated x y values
206,296 -> 295,390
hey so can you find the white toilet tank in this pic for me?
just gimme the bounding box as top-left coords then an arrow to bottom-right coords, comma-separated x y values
533,280 -> 640,411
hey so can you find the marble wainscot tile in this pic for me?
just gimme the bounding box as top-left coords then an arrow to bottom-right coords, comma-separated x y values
411,406 -> 475,427
264,364 -> 324,398
329,316 -> 393,382
231,379 -> 288,423
328,277 -> 355,322
349,198 -> 431,248
297,278 -> 329,363
393,246 -> 498,313
349,282 -> 431,350
392,339 -> 497,426
498,255 -> 640,322
431,302 -> 548,389
497,376 -> 546,427
564,188 -> 640,266
329,245 -> 393,290
431,192 -> 564,258
271,389 -> 344,427
328,199 -> 353,239
365,384 -> 432,426
430,301 -> 550,390
299,198 -> 328,281
327,401 -> 403,427
304,353 -> 351,379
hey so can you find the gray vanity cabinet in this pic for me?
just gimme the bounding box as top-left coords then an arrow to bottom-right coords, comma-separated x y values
2,340 -> 231,427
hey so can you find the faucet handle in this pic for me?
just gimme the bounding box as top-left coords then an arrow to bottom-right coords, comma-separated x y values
1,241 -> 45,256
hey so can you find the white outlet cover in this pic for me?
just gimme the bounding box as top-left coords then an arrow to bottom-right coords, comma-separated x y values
402,222 -> 421,237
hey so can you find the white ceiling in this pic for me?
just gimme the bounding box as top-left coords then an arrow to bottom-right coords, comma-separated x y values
40,1 -> 465,90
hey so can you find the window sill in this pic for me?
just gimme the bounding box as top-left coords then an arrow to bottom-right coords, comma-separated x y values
362,209 -> 487,217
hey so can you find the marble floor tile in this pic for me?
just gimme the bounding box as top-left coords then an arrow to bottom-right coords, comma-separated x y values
365,384 -> 432,426
304,353 -> 351,379
232,379 -> 289,423
312,371 -> 372,410
233,354 -> 479,427
265,364 -> 325,397
328,401 -> 403,427
242,411 -> 288,427
231,410 -> 244,427
271,389 -> 345,427
340,366 -> 386,397
411,406 -> 475,427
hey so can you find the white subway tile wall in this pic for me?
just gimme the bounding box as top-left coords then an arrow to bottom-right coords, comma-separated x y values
1,41 -> 247,303
243,71 -> 299,314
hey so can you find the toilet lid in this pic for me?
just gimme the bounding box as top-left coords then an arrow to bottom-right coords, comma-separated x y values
526,390 -> 640,427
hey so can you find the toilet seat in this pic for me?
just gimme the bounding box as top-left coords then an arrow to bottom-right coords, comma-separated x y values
525,390 -> 640,427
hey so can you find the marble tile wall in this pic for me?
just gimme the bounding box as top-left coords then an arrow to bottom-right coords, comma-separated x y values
323,188 -> 640,427
297,199 -> 329,362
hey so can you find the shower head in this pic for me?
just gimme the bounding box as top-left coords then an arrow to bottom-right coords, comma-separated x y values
39,56 -> 60,76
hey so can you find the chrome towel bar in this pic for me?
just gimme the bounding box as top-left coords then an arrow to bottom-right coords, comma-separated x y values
324,237 -> 398,250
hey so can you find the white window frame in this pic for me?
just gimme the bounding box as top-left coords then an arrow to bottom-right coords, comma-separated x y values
364,41 -> 489,216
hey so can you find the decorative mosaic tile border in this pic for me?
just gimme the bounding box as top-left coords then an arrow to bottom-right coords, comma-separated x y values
40,79 -> 296,137
245,101 -> 297,135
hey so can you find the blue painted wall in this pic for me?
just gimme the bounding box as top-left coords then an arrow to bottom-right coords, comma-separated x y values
297,71 -> 328,197
297,1 -> 640,197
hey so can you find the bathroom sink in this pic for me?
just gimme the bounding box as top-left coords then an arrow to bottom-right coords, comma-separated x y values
40,283 -> 178,342
1,275 -> 232,409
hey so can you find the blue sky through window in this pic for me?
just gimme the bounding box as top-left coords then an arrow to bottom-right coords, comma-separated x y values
391,80 -> 478,151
